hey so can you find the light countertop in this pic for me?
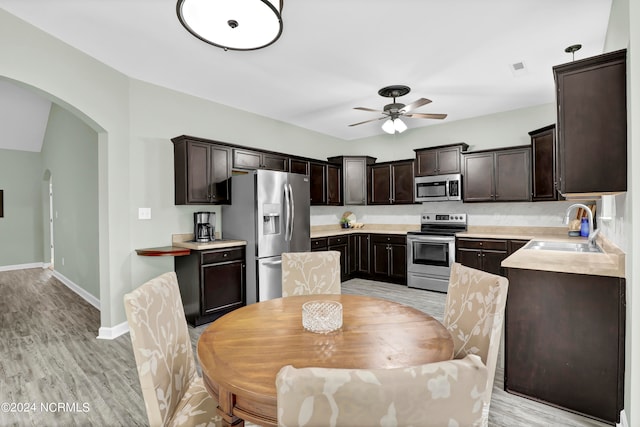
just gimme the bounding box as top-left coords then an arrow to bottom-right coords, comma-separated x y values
172,234 -> 247,251
171,225 -> 625,278
311,224 -> 418,238
460,226 -> 626,278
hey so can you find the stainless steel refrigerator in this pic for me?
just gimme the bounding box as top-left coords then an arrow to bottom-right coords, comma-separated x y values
222,169 -> 310,304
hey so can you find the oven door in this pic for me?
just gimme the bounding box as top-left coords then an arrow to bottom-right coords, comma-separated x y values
407,234 -> 455,291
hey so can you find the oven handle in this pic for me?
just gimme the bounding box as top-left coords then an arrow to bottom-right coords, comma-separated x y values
407,235 -> 456,243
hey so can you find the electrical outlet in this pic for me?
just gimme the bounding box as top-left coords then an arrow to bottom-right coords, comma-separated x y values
61,257 -> 65,266
138,208 -> 151,220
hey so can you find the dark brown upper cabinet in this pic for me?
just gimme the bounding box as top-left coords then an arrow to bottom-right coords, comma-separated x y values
369,160 -> 415,205
173,137 -> 231,205
326,163 -> 342,205
233,148 -> 289,172
529,124 -> 559,201
553,49 -> 627,195
327,156 -> 376,205
309,161 -> 340,206
309,161 -> 326,205
462,146 -> 531,202
289,158 -> 309,175
414,143 -> 469,176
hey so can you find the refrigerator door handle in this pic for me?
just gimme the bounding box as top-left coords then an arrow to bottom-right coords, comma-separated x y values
288,183 -> 295,242
261,259 -> 282,266
284,183 -> 291,242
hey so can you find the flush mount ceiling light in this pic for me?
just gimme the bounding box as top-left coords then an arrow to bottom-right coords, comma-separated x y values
176,0 -> 283,51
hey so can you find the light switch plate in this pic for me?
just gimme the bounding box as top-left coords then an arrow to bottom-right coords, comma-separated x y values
138,207 -> 151,220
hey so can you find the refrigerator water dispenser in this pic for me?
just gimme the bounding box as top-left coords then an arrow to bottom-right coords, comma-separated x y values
263,204 -> 281,235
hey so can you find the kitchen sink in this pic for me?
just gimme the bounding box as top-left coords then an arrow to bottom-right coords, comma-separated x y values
523,240 -> 603,254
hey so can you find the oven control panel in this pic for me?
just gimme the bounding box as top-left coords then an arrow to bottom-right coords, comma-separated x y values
421,213 -> 467,225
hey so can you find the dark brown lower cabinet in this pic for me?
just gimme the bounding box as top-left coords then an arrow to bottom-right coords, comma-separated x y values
346,233 -> 371,278
311,236 -> 328,252
328,235 -> 349,281
505,268 -> 625,425
371,234 -> 406,284
175,246 -> 246,326
455,238 -> 508,276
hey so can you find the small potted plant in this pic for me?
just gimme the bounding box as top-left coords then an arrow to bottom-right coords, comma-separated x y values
340,217 -> 350,229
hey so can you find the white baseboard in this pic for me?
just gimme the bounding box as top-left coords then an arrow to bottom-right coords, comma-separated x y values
618,409 -> 628,427
97,321 -> 129,340
52,270 -> 101,310
0,262 -> 44,272
52,270 -> 130,340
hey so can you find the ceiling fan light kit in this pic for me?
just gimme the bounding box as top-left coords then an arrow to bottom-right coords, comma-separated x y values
350,85 -> 447,134
176,0 -> 283,51
382,118 -> 407,134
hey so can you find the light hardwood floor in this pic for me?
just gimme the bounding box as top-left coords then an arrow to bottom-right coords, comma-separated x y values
0,268 -> 610,426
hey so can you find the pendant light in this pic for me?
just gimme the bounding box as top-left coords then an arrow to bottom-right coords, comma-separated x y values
177,0 -> 283,51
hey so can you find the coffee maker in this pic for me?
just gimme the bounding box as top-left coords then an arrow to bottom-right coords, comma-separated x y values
194,212 -> 216,243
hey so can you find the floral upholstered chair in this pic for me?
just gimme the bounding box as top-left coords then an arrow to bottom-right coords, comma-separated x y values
124,272 -> 223,427
442,262 -> 509,427
281,251 -> 341,297
276,354 -> 488,427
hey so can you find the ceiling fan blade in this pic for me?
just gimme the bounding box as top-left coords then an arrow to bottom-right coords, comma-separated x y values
348,116 -> 386,127
401,98 -> 432,114
354,107 -> 385,113
405,113 -> 448,120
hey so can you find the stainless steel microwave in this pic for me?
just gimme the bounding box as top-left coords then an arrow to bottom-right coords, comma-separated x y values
414,173 -> 462,202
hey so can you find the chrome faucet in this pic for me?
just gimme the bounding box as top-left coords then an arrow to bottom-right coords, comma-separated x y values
564,203 -> 599,247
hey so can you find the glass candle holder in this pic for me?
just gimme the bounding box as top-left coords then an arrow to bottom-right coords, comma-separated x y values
302,300 -> 343,334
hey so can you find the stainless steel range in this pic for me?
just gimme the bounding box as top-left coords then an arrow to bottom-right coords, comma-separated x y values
407,213 -> 467,293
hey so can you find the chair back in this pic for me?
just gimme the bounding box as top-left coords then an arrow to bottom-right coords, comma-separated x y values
124,272 -> 196,427
442,262 -> 509,423
281,251 -> 341,297
276,354 -> 487,427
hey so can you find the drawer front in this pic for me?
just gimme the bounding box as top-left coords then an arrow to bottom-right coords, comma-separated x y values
371,234 -> 406,245
311,238 -> 328,250
201,247 -> 245,265
456,238 -> 507,251
328,235 -> 348,246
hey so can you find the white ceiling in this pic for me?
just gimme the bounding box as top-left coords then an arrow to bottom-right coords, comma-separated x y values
0,0 -> 612,151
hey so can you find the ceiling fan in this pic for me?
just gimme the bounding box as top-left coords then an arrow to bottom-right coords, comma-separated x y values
349,85 -> 447,134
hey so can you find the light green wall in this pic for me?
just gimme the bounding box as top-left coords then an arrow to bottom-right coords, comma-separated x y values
41,104 -> 99,298
127,79 -> 347,294
0,149 -> 43,266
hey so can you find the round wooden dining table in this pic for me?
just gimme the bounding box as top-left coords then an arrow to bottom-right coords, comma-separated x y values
197,294 -> 454,427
